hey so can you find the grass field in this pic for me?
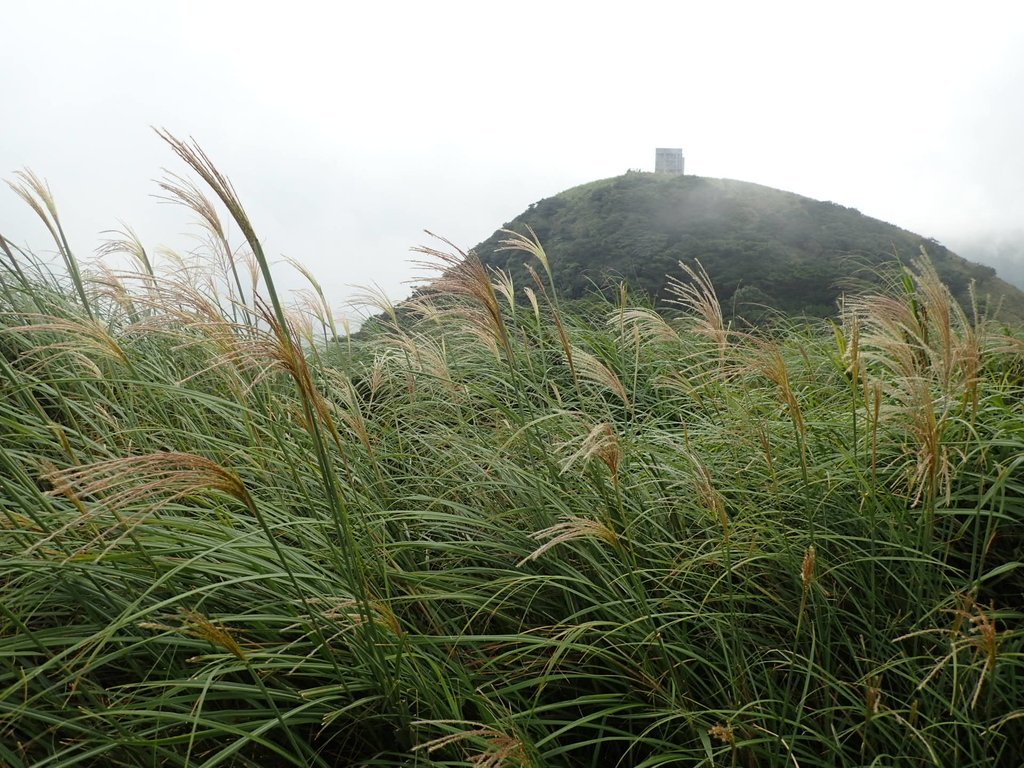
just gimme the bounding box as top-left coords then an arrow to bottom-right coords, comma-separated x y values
2,136 -> 1023,766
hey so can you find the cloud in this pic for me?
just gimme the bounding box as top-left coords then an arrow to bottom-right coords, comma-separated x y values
4,1 -> 1024,307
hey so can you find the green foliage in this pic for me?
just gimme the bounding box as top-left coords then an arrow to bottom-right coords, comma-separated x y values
473,173 -> 1024,323
2,153 -> 1024,767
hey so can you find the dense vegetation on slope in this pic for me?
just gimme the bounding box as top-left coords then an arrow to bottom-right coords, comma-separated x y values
2,143 -> 1023,766
472,172 -> 1024,322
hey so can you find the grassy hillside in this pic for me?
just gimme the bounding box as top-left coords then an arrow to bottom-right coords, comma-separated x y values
2,142 -> 1024,766
472,172 -> 1024,322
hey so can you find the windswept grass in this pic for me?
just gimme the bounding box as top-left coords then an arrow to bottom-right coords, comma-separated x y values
1,137 -> 1023,767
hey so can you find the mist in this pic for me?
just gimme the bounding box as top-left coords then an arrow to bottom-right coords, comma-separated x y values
3,1 -> 1024,312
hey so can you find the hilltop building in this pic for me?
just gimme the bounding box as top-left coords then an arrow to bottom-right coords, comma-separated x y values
655,148 -> 684,175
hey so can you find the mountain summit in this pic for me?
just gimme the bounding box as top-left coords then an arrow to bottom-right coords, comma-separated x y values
471,172 -> 1024,321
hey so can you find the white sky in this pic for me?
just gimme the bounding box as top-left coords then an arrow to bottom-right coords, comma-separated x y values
3,1 -> 1024,315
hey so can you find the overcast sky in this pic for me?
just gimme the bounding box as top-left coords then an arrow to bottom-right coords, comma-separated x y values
3,1 -> 1024,316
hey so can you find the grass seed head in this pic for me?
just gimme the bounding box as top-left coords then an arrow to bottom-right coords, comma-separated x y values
801,544 -> 817,592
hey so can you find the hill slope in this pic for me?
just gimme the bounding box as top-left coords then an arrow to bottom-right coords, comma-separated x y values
471,172 -> 1024,321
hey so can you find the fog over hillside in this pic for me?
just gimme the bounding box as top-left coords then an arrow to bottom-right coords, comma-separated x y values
949,231 -> 1024,291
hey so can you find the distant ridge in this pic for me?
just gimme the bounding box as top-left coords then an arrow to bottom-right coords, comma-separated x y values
471,172 -> 1024,322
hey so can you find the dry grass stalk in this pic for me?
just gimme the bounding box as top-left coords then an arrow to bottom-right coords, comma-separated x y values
665,260 -> 728,363
154,170 -> 255,309
350,283 -> 401,332
31,452 -> 255,558
389,333 -> 450,384
613,308 -> 680,348
156,132 -> 258,266
252,299 -> 342,446
518,516 -> 620,565
322,368 -> 373,452
44,451 -> 252,512
140,609 -> 249,661
286,255 -> 339,341
750,341 -> 806,447
414,721 -> 527,768
909,253 -> 964,387
97,224 -> 154,278
498,227 -> 580,385
845,293 -> 925,382
366,351 -> 393,400
118,286 -> 255,391
523,261 -> 578,383
847,253 -> 989,405
90,264 -> 140,320
903,378 -> 952,507
286,304 -> 316,347
523,286 -> 541,324
143,284 -> 337,443
498,226 -> 551,281
801,544 -> 817,592
312,596 -> 403,636
491,268 -> 517,314
571,347 -> 630,410
7,169 -> 92,316
896,593 -> 1001,710
3,313 -> 130,369
841,273 -> 966,507
413,234 -> 513,361
559,422 -> 621,479
708,722 -> 736,745
681,450 -> 730,541
838,302 -> 865,388
156,172 -> 229,248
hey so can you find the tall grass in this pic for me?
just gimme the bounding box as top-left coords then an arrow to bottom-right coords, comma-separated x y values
1,140 -> 1022,767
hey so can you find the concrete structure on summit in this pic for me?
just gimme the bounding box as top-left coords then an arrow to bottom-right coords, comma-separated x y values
655,148 -> 684,175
